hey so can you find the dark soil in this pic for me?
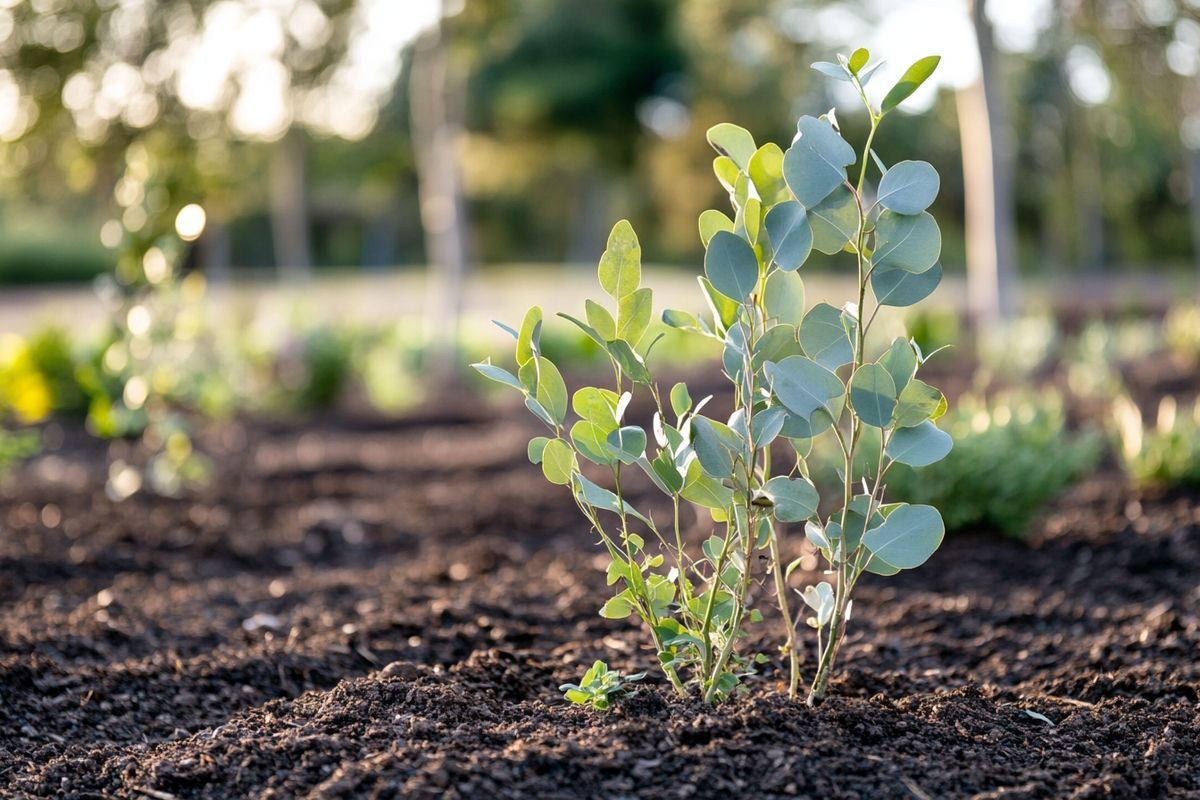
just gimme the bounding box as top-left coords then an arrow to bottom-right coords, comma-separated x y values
1,394 -> 1199,799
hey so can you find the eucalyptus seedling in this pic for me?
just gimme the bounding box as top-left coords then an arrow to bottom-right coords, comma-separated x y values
560,660 -> 645,711
474,48 -> 952,705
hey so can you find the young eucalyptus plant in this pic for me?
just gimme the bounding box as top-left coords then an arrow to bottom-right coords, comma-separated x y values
474,49 -> 952,706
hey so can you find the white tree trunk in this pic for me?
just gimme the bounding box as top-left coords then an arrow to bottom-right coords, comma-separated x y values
411,6 -> 470,384
270,129 -> 313,283
957,0 -> 1018,329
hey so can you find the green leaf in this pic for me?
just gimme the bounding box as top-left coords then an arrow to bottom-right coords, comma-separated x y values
574,473 -> 654,527
872,210 -> 941,273
650,450 -> 684,494
606,426 -> 647,464
557,312 -> 607,348
706,123 -> 757,170
764,201 -> 813,271
525,395 -> 556,428
752,405 -> 788,448
572,420 -> 619,466
541,438 -> 576,485
858,60 -> 886,86
808,186 -> 860,255
572,387 -> 618,427
598,220 -> 641,299
704,231 -> 759,303
535,358 -> 568,426
699,276 -> 740,332
585,300 -> 616,341
681,458 -> 734,510
848,47 -> 870,73
799,302 -> 856,370
470,360 -> 524,392
616,287 -> 652,346
517,306 -> 543,366
886,420 -> 953,466
871,261 -> 942,307
811,61 -> 852,82
527,436 -> 550,464
699,209 -> 735,247
850,363 -> 898,428
879,338 -> 918,393
782,115 -> 856,207
876,160 -> 940,215
748,143 -> 789,206
893,379 -> 944,427
752,324 -> 802,371
692,416 -> 739,478
606,340 -> 652,384
882,55 -> 941,113
600,593 -> 635,620
662,308 -> 703,334
713,156 -> 739,193
862,503 -> 944,569
762,476 -> 819,522
763,269 -> 806,324
669,382 -> 691,417
765,355 -> 845,421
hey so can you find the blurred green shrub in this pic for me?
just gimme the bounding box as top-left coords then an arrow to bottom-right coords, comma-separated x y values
1113,394 -> 1200,487
904,307 -> 961,360
886,391 -> 1102,537
976,316 -> 1058,379
1165,304 -> 1200,366
0,429 -> 40,473
0,233 -> 112,285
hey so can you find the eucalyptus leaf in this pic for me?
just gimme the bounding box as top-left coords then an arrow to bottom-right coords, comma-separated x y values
783,116 -> 857,207
882,55 -> 941,113
811,61 -> 852,81
616,287 -> 653,345
764,201 -> 814,271
763,269 -> 806,324
799,303 -> 857,370
809,186 -> 860,255
706,123 -> 757,170
849,363 -> 898,428
470,360 -> 524,392
598,220 -> 641,299
705,231 -> 760,303
872,210 -> 941,273
585,299 -> 617,341
516,306 -> 543,366
748,143 -> 789,206
699,209 -> 735,247
886,420 -> 953,466
876,160 -> 940,215
862,503 -> 944,569
607,425 -> 647,464
541,438 -> 576,485
765,355 -> 845,421
871,261 -> 942,307
535,357 -> 568,426
762,475 -> 820,522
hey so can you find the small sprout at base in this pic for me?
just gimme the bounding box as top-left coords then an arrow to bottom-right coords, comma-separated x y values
559,660 -> 645,711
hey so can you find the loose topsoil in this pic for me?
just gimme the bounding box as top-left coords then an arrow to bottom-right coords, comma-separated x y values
1,387 -> 1199,798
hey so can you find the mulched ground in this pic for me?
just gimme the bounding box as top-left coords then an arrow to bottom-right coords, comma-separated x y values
1,387 -> 1199,798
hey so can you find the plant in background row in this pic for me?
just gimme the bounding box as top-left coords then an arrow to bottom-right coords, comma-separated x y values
884,390 -> 1101,537
560,660 -> 645,710
1113,394 -> 1200,487
475,49 -> 952,706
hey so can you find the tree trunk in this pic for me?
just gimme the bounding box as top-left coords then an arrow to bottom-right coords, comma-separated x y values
411,4 -> 470,385
957,0 -> 1018,330
1188,145 -> 1200,284
270,129 -> 313,283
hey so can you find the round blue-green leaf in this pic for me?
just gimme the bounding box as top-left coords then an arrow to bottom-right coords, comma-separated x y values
527,436 -> 551,464
799,303 -> 856,370
606,425 -> 647,464
886,420 -> 953,466
849,363 -> 898,428
878,338 -> 918,393
705,230 -> 759,303
809,186 -> 859,255
765,355 -> 844,421
862,504 -> 944,569
871,261 -> 942,307
470,361 -> 523,392
877,160 -> 940,215
763,476 -> 820,522
541,438 -> 576,485
783,116 -> 856,207
748,143 -> 789,206
872,210 -> 941,273
763,269 -> 805,324
764,201 -> 813,271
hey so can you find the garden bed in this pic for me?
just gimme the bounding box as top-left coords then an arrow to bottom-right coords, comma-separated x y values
1,398 -> 1198,798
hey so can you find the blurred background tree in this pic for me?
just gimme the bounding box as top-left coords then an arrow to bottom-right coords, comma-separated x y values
0,0 -> 1196,299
